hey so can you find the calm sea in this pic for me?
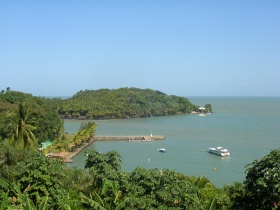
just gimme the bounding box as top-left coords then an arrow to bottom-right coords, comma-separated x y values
64,97 -> 280,187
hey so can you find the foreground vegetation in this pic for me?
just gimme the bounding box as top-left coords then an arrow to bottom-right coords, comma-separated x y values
0,145 -> 279,209
0,88 -> 278,209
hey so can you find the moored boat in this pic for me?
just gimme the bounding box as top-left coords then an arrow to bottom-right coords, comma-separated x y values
208,147 -> 230,156
157,148 -> 166,153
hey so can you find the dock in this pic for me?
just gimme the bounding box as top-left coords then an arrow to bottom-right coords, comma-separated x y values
93,135 -> 165,141
49,135 -> 165,163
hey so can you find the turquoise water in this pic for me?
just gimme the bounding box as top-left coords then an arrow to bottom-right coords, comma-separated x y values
65,97 -> 280,187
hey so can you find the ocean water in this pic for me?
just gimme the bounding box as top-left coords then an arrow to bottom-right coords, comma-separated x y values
65,97 -> 280,187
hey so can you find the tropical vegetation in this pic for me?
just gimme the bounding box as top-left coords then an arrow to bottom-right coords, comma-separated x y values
0,145 -> 279,209
0,88 -> 278,209
0,90 -> 63,145
53,88 -> 210,119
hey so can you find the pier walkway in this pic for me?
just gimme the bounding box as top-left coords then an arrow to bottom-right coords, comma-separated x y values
51,135 -> 165,163
93,135 -> 165,141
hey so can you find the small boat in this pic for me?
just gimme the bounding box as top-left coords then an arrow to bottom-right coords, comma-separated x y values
198,113 -> 206,117
208,147 -> 230,156
198,107 -> 206,117
157,148 -> 166,153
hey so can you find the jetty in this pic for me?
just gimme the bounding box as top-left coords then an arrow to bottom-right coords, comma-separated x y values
93,135 -> 165,141
50,135 -> 165,163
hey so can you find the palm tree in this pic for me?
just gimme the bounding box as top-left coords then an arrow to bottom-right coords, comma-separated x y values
186,176 -> 214,209
194,176 -> 213,189
187,175 -> 213,189
9,103 -> 37,149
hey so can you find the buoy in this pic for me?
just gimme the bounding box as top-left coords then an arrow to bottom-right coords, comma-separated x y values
147,159 -> 150,162
213,168 -> 216,171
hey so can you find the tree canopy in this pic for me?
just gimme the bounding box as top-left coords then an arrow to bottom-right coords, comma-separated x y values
55,88 -> 200,119
8,103 -> 37,149
0,90 -> 63,144
243,149 -> 280,209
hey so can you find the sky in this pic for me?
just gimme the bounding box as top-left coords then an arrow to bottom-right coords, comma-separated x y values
0,1 -> 279,97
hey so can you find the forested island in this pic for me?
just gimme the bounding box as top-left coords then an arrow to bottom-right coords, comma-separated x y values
49,87 -> 212,119
0,88 -> 279,209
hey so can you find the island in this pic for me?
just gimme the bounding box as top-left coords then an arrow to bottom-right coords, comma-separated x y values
48,87 -> 212,120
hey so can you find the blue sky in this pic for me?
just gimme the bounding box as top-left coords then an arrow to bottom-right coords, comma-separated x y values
0,1 -> 279,97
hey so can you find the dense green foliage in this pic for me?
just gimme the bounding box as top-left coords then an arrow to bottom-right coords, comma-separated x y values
13,152 -> 68,207
85,150 -> 128,191
0,146 -> 82,209
56,88 -> 199,119
0,90 -> 63,144
1,141 -> 279,209
8,102 -> 38,149
220,149 -> 280,210
83,150 -> 231,209
243,149 -> 280,209
72,121 -> 97,148
204,104 -> 212,113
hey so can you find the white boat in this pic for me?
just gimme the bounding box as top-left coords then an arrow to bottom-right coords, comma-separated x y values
198,113 -> 206,117
157,148 -> 166,153
198,107 -> 206,117
208,147 -> 230,156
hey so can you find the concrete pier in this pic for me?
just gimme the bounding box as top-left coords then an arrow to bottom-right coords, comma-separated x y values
93,135 -> 165,141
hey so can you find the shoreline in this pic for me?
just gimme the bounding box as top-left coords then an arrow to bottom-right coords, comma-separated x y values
51,135 -> 165,163
52,137 -> 95,163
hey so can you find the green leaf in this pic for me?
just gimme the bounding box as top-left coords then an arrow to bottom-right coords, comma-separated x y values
0,178 -> 9,190
38,196 -> 49,210
22,193 -> 36,210
79,192 -> 106,210
208,196 -> 217,210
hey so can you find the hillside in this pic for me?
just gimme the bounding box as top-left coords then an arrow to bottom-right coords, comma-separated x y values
57,88 -> 201,119
0,90 -> 63,143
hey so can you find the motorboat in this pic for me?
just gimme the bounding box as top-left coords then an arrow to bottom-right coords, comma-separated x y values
208,147 -> 230,156
157,148 -> 166,153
